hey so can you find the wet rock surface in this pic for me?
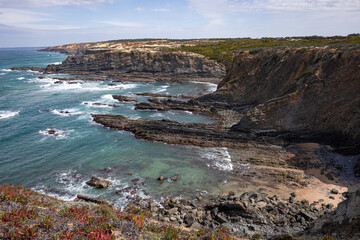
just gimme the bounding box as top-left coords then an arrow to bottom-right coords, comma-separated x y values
91,114 -> 286,149
83,102 -> 122,108
44,128 -> 60,136
86,176 -> 112,188
135,92 -> 198,99
112,95 -> 139,102
10,66 -> 45,72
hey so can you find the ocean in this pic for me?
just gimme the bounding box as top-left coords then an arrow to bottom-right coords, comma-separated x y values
0,48 -> 234,208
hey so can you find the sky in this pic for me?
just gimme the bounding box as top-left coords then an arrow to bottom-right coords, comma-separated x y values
0,0 -> 359,47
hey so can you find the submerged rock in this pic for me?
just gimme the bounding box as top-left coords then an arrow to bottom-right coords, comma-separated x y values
86,176 -> 112,188
10,66 -> 45,72
157,176 -> 166,181
112,95 -> 139,102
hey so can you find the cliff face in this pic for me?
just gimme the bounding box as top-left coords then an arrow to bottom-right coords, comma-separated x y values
311,186 -> 360,238
206,47 -> 360,152
44,50 -> 225,79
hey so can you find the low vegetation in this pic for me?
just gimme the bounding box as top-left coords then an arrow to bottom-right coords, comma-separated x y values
0,185 -> 236,239
174,35 -> 360,67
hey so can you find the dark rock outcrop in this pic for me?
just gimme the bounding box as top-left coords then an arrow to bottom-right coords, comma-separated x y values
203,47 -> 360,153
91,114 -> 286,148
11,66 -> 45,72
141,190 -> 331,238
112,95 -> 139,102
86,176 -> 112,188
83,102 -> 121,108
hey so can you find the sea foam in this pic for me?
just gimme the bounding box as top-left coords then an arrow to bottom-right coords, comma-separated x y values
202,147 -> 233,171
0,110 -> 19,119
39,128 -> 73,139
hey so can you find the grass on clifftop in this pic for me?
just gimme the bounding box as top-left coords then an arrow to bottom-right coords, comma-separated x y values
174,35 -> 360,67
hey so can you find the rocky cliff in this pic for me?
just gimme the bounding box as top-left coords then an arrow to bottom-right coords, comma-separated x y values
310,184 -> 360,238
44,50 -> 225,82
203,47 -> 360,153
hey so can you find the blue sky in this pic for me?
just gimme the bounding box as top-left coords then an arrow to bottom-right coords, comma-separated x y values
0,0 -> 359,47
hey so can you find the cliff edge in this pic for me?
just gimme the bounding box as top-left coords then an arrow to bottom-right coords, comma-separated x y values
202,47 -> 360,153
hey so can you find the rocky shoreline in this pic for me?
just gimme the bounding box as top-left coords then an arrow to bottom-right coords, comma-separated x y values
9,42 -> 360,238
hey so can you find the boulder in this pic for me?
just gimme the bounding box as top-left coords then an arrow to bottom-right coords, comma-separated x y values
157,176 -> 166,181
112,95 -> 139,102
86,176 -> 112,188
76,194 -> 112,206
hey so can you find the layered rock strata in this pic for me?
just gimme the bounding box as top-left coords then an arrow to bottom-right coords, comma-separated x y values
44,50 -> 226,83
91,114 -> 286,148
201,47 -> 360,153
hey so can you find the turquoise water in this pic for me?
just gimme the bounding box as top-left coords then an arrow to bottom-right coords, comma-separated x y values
0,48 -> 233,207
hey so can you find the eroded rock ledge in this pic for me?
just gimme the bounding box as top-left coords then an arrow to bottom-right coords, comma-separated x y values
91,114 -> 286,148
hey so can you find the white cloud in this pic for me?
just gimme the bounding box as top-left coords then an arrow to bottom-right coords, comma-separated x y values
0,8 -> 80,30
0,0 -> 113,8
98,20 -> 143,27
188,0 -> 360,14
151,8 -> 170,12
188,0 -> 360,33
134,7 -> 171,12
134,7 -> 145,12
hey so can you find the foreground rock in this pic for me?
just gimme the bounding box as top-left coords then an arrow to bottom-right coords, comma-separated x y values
86,176 -> 112,188
140,190 -> 335,238
91,114 -> 286,148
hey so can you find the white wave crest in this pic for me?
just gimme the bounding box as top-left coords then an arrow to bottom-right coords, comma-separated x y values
82,101 -> 112,108
1,69 -> 12,72
51,108 -> 82,117
154,85 -> 169,93
191,81 -> 218,93
105,83 -> 138,90
0,110 -> 19,119
17,77 -> 25,80
101,94 -> 115,101
183,111 -> 193,115
26,69 -> 40,73
39,81 -> 137,92
39,128 -> 73,139
32,77 -> 56,83
202,147 -> 233,171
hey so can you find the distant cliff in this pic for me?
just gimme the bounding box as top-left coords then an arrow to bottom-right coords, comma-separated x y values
202,47 -> 360,152
44,50 -> 226,82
